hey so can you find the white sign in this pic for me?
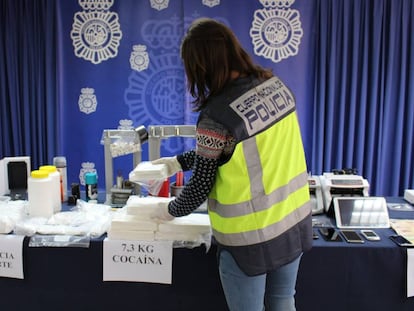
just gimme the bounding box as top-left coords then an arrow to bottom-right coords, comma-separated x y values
103,238 -> 173,284
0,235 -> 24,279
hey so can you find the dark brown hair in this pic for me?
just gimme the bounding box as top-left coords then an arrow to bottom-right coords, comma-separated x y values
180,18 -> 273,111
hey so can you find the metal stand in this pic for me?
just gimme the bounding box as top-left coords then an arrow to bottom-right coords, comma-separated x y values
102,127 -> 147,205
102,125 -> 195,205
148,125 -> 196,160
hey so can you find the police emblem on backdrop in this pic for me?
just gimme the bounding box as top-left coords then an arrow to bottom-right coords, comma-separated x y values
150,0 -> 170,11
130,45 -> 150,72
71,0 -> 123,64
250,0 -> 302,63
202,0 -> 220,7
79,162 -> 97,186
78,87 -> 97,114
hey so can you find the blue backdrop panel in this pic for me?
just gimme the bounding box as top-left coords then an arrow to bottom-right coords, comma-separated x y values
57,0 -> 315,190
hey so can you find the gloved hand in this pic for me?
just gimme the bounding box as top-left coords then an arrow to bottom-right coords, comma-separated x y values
150,201 -> 175,222
151,156 -> 182,177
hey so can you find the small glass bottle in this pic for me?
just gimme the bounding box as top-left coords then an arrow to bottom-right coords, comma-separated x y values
85,172 -> 98,202
53,156 -> 68,202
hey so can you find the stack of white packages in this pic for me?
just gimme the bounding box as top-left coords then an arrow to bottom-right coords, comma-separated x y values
107,214 -> 158,241
128,161 -> 169,196
125,196 -> 173,218
128,161 -> 168,182
108,195 -> 211,244
156,213 -> 211,242
108,196 -> 173,241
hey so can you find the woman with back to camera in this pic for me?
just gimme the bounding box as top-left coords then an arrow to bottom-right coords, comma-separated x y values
151,17 -> 312,311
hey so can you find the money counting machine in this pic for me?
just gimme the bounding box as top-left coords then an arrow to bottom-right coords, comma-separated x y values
319,172 -> 369,215
308,175 -> 324,215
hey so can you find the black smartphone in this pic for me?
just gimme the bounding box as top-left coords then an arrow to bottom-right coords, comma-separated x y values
390,235 -> 414,247
318,228 -> 343,242
312,230 -> 319,240
340,230 -> 364,243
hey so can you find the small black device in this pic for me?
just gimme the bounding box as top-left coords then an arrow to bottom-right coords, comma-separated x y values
319,228 -> 343,242
340,230 -> 364,243
360,229 -> 380,241
389,235 -> 414,247
7,161 -> 28,200
312,230 -> 319,240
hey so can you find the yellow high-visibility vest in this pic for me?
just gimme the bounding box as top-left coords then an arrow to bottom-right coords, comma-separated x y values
205,77 -> 311,247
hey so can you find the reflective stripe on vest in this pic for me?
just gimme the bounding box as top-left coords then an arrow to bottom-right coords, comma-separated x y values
208,111 -> 310,246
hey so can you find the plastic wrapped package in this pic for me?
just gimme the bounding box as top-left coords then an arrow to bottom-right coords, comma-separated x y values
125,195 -> 174,218
128,162 -> 168,195
28,235 -> 90,248
110,197 -> 213,249
157,213 -> 212,250
14,200 -> 113,239
0,200 -> 27,234
100,126 -> 141,158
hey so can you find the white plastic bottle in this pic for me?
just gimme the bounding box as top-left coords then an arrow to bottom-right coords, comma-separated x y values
39,165 -> 62,213
28,170 -> 54,218
53,156 -> 67,202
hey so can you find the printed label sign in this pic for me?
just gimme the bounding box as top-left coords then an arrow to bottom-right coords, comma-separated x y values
0,235 -> 24,279
103,238 -> 173,284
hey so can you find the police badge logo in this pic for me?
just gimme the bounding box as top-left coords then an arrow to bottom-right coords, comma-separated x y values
250,1 -> 303,63
202,0 -> 220,7
78,87 -> 97,114
259,0 -> 295,8
71,0 -> 122,64
130,45 -> 150,72
79,162 -> 97,186
150,0 -> 170,11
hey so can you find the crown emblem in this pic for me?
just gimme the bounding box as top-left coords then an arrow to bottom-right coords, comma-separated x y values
79,0 -> 114,11
81,87 -> 94,95
150,0 -> 169,11
260,0 -> 295,8
118,119 -> 134,130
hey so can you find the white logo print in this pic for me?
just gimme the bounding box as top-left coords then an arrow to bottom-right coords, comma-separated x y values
202,0 -> 220,7
250,7 -> 303,63
150,0 -> 170,11
130,45 -> 150,72
78,87 -> 97,114
79,162 -> 97,186
259,0 -> 294,8
71,0 -> 122,64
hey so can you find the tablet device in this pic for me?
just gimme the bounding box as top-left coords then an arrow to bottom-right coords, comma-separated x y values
333,197 -> 390,229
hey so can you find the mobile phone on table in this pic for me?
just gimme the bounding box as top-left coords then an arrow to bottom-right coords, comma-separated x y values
318,228 -> 343,242
390,235 -> 414,247
312,230 -> 319,240
340,230 -> 364,243
360,229 -> 380,241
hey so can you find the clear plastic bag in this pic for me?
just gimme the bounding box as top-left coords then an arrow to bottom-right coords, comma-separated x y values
28,234 -> 90,248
